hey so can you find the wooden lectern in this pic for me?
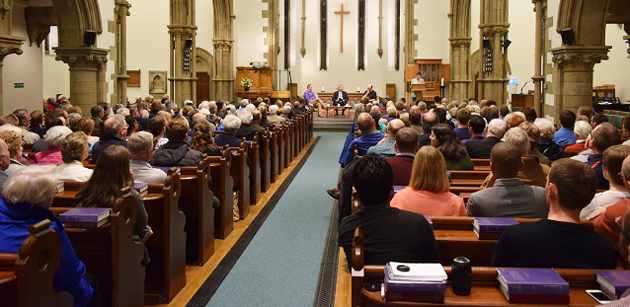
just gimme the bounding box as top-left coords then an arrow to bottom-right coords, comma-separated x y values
411,84 -> 426,99
236,66 -> 273,99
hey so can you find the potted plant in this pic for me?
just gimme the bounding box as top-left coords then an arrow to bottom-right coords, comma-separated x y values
240,77 -> 253,92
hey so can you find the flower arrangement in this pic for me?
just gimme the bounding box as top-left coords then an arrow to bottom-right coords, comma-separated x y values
240,77 -> 253,89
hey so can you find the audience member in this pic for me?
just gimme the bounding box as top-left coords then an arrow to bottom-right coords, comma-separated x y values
0,139 -> 9,191
32,111 -> 65,152
191,122 -> 221,156
35,126 -> 73,165
430,123 -> 474,170
390,146 -> 466,216
54,132 -> 93,182
267,105 -> 286,126
564,120 -> 592,155
13,109 -> 40,144
408,106 -> 423,135
454,108 -> 472,141
235,110 -> 264,141
215,115 -> 243,148
586,123 -> 621,190
341,113 -> 385,166
501,127 -> 550,187
148,115 -> 168,150
152,117 -> 203,167
90,115 -> 128,164
0,130 -> 25,176
591,113 -> 608,128
29,110 -> 45,138
467,143 -> 548,218
366,119 -> 405,157
534,118 -> 564,161
91,105 -> 105,137
554,110 -> 577,145
418,112 -> 438,147
518,122 -> 550,165
0,166 -> 96,306
491,159 -> 616,269
592,155 -> 630,249
338,154 -> 440,267
522,107 -> 537,123
75,118 -> 99,146
466,119 -> 506,159
464,115 -> 486,145
128,131 -> 167,184
385,128 -> 419,186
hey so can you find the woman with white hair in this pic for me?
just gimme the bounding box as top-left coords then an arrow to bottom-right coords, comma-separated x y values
0,166 -> 96,307
565,120 -> 593,155
35,126 -> 73,165
214,114 -> 243,147
55,132 -> 93,182
534,118 -> 564,161
267,104 -> 287,126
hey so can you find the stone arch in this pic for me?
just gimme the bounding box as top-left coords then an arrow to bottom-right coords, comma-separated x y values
50,0 -> 103,47
557,0 -> 610,47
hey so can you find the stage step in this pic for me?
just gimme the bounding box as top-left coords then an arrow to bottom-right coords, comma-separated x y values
313,116 -> 354,131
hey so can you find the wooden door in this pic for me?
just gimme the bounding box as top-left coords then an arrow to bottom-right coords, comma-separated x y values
196,73 -> 210,103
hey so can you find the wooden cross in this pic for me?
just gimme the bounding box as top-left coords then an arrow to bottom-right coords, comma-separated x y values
334,3 -> 350,53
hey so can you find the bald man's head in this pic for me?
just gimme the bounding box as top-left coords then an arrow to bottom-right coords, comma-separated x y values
490,142 -> 523,179
422,112 -> 438,132
386,119 -> 405,137
357,113 -> 376,134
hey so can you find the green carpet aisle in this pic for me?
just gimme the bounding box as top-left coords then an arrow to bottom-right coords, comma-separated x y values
206,132 -> 346,307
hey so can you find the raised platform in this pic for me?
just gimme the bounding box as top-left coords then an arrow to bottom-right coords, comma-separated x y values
313,116 -> 354,132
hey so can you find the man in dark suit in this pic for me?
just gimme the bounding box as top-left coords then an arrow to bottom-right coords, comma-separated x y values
418,111 -> 438,148
338,154 -> 440,268
386,128 -> 419,187
235,110 -> 264,141
332,84 -> 349,116
466,143 -> 548,218
465,118 -> 506,159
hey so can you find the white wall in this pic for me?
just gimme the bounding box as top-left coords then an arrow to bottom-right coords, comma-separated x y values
594,24 -> 630,103
3,1 -> 43,113
414,0 -> 449,63
506,1 -> 536,96
196,1 -> 214,56
234,0 -> 267,66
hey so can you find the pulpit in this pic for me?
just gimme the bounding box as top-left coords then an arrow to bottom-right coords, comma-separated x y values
410,84 -> 426,100
236,66 -> 273,99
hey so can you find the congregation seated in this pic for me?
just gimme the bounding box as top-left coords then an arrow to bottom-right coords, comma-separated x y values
0,130 -> 26,176
338,154 -> 439,268
152,117 -> 203,167
462,114 -> 485,145
214,114 -> 243,148
235,110 -> 264,141
390,146 -> 466,216
128,131 -> 167,184
148,115 -> 168,150
90,115 -> 128,164
553,110 -> 577,145
35,126 -> 73,165
564,120 -> 592,155
54,132 -> 93,182
453,108 -> 472,141
13,109 -> 40,144
501,127 -> 550,187
408,106 -> 423,136
368,106 -> 386,133
584,122 -> 621,190
29,110 -> 46,138
518,121 -> 550,165
32,110 -> 66,153
465,118 -> 506,159
75,117 -> 99,146
385,128 -> 419,186
190,122 -> 221,156
266,105 -> 286,126
257,106 -> 275,130
534,118 -> 564,161
417,111 -> 438,147
467,143 -> 548,218
0,166 -> 96,306
341,113 -> 385,166
430,123 -> 473,170
491,159 -> 616,269
281,105 -> 291,122
581,145 -> 630,220
73,145 -> 149,239
366,119 -> 404,158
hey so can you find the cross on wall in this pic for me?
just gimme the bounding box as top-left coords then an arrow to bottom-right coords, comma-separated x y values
334,3 -> 350,53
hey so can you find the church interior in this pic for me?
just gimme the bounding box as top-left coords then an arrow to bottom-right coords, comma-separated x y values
1,0 -> 630,306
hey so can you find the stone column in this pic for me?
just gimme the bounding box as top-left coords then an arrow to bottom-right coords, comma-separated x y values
404,0 -> 416,103
449,0 -> 472,101
213,38 -> 234,102
55,47 -> 109,114
266,0 -> 279,88
551,46 -> 609,115
532,0 -> 545,115
113,0 -> 131,105
477,0 -> 509,103
169,0 -> 197,105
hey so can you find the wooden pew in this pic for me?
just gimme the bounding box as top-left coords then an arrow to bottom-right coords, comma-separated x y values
179,158 -> 216,265
270,127 -> 281,183
275,126 -> 286,175
51,188 -> 146,307
260,130 -> 272,192
209,150 -> 235,239
0,220 -> 74,307
248,135 -> 262,205
224,142 -> 251,219
284,122 -> 292,168
471,158 -> 491,171
449,170 -> 490,187
350,228 -> 606,307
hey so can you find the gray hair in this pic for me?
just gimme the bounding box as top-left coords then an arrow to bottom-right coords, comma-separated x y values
245,104 -> 257,113
127,131 -> 153,157
238,111 -> 253,125
418,101 -> 427,110
282,106 -> 291,115
68,113 -> 82,130
355,103 -> 364,113
116,107 -> 130,116
104,114 -> 127,137
504,127 -> 530,155
44,126 -> 73,147
574,120 -> 592,140
534,118 -> 556,140
198,101 -> 210,110
223,114 -> 242,133
208,101 -> 218,114
226,104 -> 237,115
240,99 -> 249,108
269,105 -> 279,115
487,119 -> 508,138
3,165 -> 58,206
192,112 -> 208,124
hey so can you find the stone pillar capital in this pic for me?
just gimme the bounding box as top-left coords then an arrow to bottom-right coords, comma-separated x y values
449,38 -> 472,47
114,0 -> 132,18
0,35 -> 24,62
54,47 -> 109,69
624,35 -> 630,57
551,46 -> 610,70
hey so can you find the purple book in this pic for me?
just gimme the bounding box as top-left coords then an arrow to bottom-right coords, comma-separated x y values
393,185 -> 406,193
384,266 -> 446,293
497,269 -> 569,295
473,217 -> 518,232
596,271 -> 630,298
133,182 -> 148,193
60,208 -> 110,223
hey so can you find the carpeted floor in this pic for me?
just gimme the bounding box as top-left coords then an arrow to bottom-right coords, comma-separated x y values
206,132 -> 346,307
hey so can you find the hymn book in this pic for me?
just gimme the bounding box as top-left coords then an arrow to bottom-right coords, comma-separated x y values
497,269 -> 570,304
473,217 -> 519,239
597,271 -> 630,299
59,207 -> 110,228
384,263 -> 447,303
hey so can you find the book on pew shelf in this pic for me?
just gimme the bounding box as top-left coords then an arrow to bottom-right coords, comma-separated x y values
393,185 -> 406,193
60,208 -> 110,228
473,217 -> 518,239
133,182 -> 148,197
596,271 -> 630,299
386,262 -> 447,282
497,268 -> 570,304
384,265 -> 446,303
56,181 -> 64,193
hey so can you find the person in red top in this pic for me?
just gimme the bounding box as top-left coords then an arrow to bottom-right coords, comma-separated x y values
593,154 -> 630,250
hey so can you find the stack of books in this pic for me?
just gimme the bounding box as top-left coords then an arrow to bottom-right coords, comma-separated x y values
473,217 -> 518,239
497,268 -> 570,304
133,182 -> 148,197
384,262 -> 447,303
60,208 -> 111,228
596,271 -> 630,300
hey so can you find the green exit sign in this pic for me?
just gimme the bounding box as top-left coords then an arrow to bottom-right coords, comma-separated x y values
14,83 -> 24,88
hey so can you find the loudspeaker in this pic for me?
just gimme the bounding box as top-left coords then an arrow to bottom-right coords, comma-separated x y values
502,39 -> 511,49
185,38 -> 193,49
483,39 -> 491,49
84,30 -> 96,47
559,28 -> 575,45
